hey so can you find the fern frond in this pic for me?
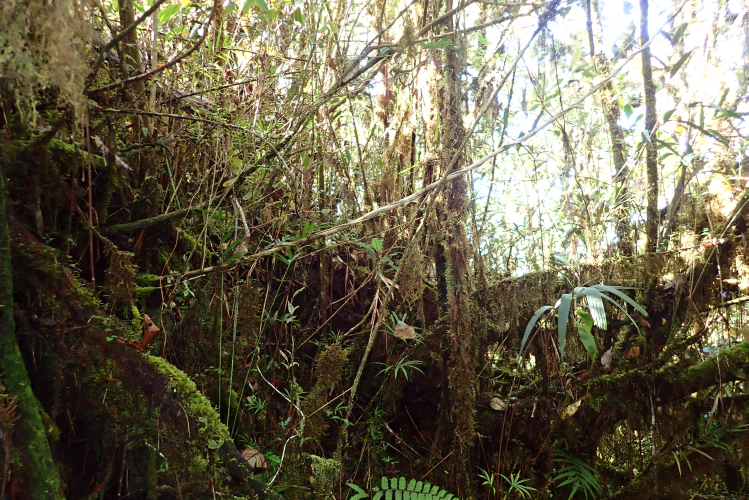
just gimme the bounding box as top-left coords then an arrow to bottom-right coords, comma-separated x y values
346,476 -> 459,500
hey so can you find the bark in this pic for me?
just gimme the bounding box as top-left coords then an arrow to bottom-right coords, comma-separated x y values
0,168 -> 63,499
640,0 -> 659,252
118,0 -> 144,85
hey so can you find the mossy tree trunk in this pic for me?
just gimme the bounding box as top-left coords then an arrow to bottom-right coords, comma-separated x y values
422,0 -> 477,495
0,168 -> 63,498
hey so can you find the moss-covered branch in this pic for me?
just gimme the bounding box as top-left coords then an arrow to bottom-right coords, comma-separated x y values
0,167 -> 63,499
101,202 -> 206,235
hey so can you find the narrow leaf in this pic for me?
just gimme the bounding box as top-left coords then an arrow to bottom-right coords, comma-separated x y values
519,306 -> 553,358
662,108 -> 676,122
670,49 -> 694,78
671,22 -> 688,46
599,294 -> 640,334
707,104 -> 747,120
557,294 -> 573,359
593,284 -> 647,316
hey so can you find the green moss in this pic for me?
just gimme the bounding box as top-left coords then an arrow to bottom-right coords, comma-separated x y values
145,354 -> 231,446
136,273 -> 163,285
0,161 -> 63,499
309,454 -> 340,498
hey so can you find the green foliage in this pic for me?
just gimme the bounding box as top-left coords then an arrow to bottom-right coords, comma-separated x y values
519,285 -> 647,360
478,467 -> 496,495
0,0 -> 91,119
551,451 -> 602,500
499,471 -> 536,499
376,357 -> 425,381
347,476 -> 459,500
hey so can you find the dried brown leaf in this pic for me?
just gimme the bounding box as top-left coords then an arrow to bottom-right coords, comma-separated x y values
393,320 -> 416,339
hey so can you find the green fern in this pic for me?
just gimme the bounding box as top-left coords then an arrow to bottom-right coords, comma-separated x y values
551,451 -> 602,499
347,476 -> 460,500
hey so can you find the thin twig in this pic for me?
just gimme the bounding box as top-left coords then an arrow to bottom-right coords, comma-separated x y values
90,0 -> 170,79
98,108 -> 291,175
88,3 -> 215,95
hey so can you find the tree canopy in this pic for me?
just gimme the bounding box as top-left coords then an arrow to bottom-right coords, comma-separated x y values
1,0 -> 748,498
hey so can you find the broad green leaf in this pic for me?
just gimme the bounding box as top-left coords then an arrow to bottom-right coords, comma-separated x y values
557,294 -> 573,359
575,287 -> 606,330
578,324 -> 597,360
382,477 -> 389,490
241,0 -> 255,16
576,310 -> 593,331
159,4 -> 180,23
519,305 -> 553,358
293,7 -> 304,23
551,253 -> 571,266
670,49 -> 694,78
386,490 -> 393,500
373,492 -> 383,500
255,0 -> 269,14
641,130 -> 653,146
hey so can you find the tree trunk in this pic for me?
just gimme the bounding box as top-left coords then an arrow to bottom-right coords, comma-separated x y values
592,0 -> 634,254
0,168 -> 63,499
640,0 -> 659,253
